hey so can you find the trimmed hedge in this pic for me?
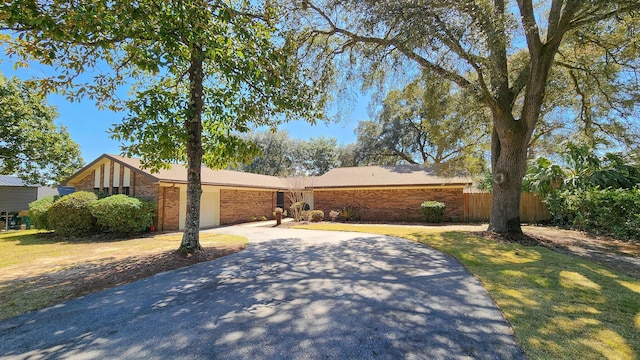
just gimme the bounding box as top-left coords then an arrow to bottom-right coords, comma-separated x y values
90,194 -> 156,233
29,196 -> 56,230
48,191 -> 98,236
421,201 -> 446,223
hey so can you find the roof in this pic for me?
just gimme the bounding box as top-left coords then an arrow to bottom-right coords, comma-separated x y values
0,175 -> 34,187
313,164 -> 472,188
64,154 -> 473,190
66,154 -> 286,189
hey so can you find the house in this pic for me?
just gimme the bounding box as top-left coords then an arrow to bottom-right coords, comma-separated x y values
312,165 -> 471,222
0,175 -> 38,213
62,154 -> 473,231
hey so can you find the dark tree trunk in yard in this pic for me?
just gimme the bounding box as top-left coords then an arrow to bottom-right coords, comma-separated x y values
488,125 -> 530,233
488,21 -> 562,233
179,45 -> 205,253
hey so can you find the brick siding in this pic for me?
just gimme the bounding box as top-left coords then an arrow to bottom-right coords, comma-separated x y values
159,186 -> 180,231
220,189 -> 276,225
314,187 -> 465,222
73,164 -> 159,201
72,163 -> 161,228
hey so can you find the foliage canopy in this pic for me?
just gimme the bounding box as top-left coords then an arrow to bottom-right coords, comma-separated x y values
0,74 -> 83,185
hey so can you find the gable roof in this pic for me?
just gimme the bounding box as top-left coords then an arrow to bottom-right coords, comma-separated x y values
65,154 -> 286,189
313,164 -> 472,188
64,154 -> 473,190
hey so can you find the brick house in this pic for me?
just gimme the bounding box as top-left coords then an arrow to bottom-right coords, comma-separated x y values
63,154 -> 472,231
312,165 -> 471,222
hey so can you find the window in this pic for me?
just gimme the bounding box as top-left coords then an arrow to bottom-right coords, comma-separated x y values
93,187 -> 100,194
122,187 -> 130,195
103,187 -> 109,195
112,187 -> 119,195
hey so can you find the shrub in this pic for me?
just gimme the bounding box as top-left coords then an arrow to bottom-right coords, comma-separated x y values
329,210 -> 340,221
90,195 -> 156,233
421,201 -> 446,223
247,216 -> 258,222
29,196 -> 56,230
258,215 -> 268,221
576,187 -> 640,240
290,202 -> 310,221
338,205 -> 361,221
48,191 -> 98,236
545,187 -> 640,240
306,210 -> 324,222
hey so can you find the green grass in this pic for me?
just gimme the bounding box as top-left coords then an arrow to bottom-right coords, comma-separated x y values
296,223 -> 640,360
0,230 -> 247,320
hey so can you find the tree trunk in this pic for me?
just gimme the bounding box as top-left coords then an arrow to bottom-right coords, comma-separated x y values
179,45 -> 205,253
488,121 -> 530,234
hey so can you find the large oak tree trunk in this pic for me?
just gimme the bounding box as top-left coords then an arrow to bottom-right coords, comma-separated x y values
488,126 -> 530,233
179,45 -> 205,253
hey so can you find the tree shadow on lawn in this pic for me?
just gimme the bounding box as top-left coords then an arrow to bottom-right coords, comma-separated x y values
0,230 -> 160,246
0,245 -> 243,320
433,231 -> 640,359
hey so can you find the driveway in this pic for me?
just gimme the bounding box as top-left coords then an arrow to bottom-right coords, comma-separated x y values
0,225 -> 525,359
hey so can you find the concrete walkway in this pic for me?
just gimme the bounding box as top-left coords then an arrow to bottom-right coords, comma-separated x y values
0,225 -> 525,359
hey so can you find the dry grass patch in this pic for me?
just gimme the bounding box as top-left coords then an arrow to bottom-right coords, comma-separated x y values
0,230 -> 247,320
296,223 -> 640,360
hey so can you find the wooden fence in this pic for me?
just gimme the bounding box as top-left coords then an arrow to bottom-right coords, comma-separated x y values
463,192 -> 551,223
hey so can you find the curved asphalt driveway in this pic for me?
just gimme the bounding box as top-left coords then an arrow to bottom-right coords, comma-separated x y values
0,225 -> 525,359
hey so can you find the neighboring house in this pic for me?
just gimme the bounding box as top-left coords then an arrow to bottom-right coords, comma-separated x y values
0,175 -> 38,213
62,154 -> 473,231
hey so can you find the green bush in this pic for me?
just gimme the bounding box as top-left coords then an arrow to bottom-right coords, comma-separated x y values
29,196 -> 56,230
545,187 -> 640,240
306,210 -> 324,222
576,187 -> 640,240
337,205 -> 361,221
421,201 -> 446,223
90,195 -> 156,233
48,191 -> 98,236
289,202 -> 310,221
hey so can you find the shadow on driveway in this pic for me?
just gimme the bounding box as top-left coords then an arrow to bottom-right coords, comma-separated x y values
0,229 -> 525,359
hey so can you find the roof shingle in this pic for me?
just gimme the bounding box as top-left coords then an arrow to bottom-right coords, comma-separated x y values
313,164 -> 472,188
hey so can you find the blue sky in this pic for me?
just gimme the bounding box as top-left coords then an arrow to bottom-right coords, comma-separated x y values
1,61 -> 371,163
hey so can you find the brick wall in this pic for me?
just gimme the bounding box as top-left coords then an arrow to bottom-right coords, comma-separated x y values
72,163 -> 162,229
72,163 -> 159,201
73,171 -> 96,192
314,187 -> 465,222
159,186 -> 180,231
220,189 -> 276,225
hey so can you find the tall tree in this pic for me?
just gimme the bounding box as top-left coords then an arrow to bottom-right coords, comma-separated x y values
290,0 -> 640,233
2,1 -> 320,251
340,121 -> 405,167
371,73 -> 489,175
299,136 -> 338,175
235,131 -> 340,176
235,130 -> 296,176
0,74 -> 83,184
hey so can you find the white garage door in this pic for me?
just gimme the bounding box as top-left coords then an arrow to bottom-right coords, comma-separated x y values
179,187 -> 220,230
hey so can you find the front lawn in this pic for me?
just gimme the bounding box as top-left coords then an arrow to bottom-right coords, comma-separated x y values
0,230 -> 247,320
296,223 -> 640,360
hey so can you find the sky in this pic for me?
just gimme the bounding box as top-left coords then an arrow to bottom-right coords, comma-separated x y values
1,61 -> 372,164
